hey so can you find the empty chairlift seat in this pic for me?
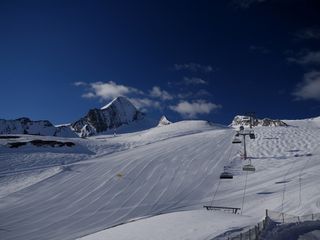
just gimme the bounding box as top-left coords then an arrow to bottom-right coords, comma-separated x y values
220,167 -> 233,179
232,137 -> 242,144
220,172 -> 233,179
242,164 -> 255,172
249,133 -> 256,139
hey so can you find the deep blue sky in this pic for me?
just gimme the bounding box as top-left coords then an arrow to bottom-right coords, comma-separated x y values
1,0 -> 320,125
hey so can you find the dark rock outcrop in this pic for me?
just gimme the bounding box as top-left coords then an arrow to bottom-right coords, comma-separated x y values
71,96 -> 145,137
230,115 -> 288,127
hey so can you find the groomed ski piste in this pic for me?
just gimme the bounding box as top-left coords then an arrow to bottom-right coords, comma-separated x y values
0,117 -> 319,240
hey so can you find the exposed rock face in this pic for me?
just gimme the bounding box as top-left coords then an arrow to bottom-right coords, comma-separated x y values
157,115 -> 172,127
0,118 -> 77,137
230,115 -> 288,127
259,118 -> 288,127
71,96 -> 145,137
7,139 -> 75,148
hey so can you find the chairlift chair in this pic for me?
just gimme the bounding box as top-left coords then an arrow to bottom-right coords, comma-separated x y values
249,133 -> 256,139
242,164 -> 256,172
220,171 -> 233,179
220,167 -> 233,179
232,137 -> 242,144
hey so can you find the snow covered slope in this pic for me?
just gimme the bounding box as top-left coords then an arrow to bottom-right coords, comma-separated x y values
0,118 -> 319,240
71,96 -> 148,137
0,117 -> 77,138
79,210 -> 255,240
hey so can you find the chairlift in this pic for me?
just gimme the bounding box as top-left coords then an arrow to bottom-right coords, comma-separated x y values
220,167 -> 233,179
232,137 -> 242,144
220,171 -> 233,179
235,132 -> 240,137
249,133 -> 256,139
242,164 -> 255,172
239,126 -> 244,131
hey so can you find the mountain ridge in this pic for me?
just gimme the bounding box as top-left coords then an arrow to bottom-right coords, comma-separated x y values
230,115 -> 288,128
0,117 -> 77,138
71,96 -> 146,137
2,98 -> 319,138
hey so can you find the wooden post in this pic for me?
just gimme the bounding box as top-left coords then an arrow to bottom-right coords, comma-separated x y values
255,225 -> 258,240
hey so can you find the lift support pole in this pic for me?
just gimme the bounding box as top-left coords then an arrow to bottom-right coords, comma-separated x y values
243,134 -> 247,160
239,130 -> 252,160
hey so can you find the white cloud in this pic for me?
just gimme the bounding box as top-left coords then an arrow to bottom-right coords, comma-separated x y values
293,71 -> 320,101
74,81 -> 87,86
77,81 -> 164,111
82,92 -> 95,98
174,63 -> 213,73
129,98 -> 161,110
295,28 -> 320,40
149,86 -> 173,100
177,92 -> 193,99
195,89 -> 212,97
288,51 -> 320,66
183,77 -> 207,85
169,100 -> 221,118
177,90 -> 211,99
82,81 -> 140,100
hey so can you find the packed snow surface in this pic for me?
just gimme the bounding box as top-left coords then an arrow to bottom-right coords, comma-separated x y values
78,210 -> 255,240
0,118 -> 319,240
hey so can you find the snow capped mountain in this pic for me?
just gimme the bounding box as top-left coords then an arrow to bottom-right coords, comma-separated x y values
0,97 -> 153,138
0,117 -> 77,138
71,96 -> 145,137
157,115 -> 172,127
230,115 -> 288,128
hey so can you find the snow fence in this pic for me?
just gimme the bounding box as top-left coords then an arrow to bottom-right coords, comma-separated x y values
268,210 -> 320,224
225,218 -> 267,240
223,210 -> 320,240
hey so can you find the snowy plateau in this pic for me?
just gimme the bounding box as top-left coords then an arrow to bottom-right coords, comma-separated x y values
0,98 -> 320,240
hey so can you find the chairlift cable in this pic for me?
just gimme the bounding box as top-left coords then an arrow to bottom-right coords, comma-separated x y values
281,157 -> 296,213
241,170 -> 249,215
163,137 -> 228,213
297,142 -> 318,207
210,178 -> 221,206
209,139 -> 235,206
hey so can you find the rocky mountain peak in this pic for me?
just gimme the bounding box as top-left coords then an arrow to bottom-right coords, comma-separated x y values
157,115 -> 172,127
71,96 -> 145,137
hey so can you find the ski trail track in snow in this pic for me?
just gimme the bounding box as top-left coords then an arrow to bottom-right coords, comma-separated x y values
0,125 -> 234,240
